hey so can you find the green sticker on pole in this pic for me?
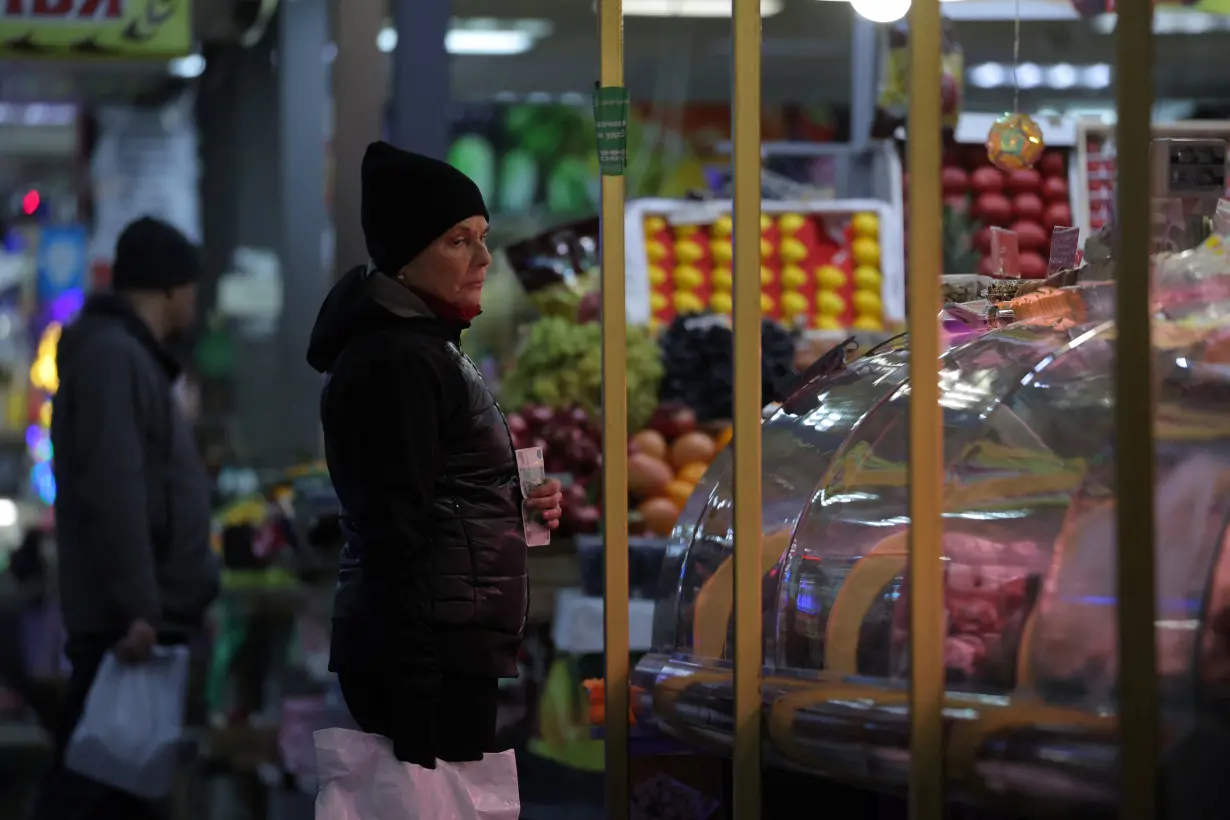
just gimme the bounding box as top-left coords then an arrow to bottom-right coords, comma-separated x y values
593,86 -> 630,176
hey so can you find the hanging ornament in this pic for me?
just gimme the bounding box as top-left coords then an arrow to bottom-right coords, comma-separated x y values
987,113 -> 1046,171
985,0 -> 1045,171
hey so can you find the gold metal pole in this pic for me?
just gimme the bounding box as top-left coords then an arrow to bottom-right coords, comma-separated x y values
730,0 -> 763,817
597,0 -> 630,818
905,0 -> 945,817
1113,0 -> 1158,816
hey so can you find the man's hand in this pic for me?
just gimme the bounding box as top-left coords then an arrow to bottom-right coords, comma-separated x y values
114,619 -> 156,663
525,478 -> 564,531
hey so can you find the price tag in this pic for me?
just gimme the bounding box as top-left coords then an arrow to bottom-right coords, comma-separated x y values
990,227 -> 1021,279
592,86 -> 630,176
1047,226 -> 1081,275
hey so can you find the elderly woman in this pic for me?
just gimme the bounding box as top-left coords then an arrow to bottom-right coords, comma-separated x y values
307,142 -> 562,767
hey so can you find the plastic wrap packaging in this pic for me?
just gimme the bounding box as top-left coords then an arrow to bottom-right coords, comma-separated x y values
503,217 -> 600,320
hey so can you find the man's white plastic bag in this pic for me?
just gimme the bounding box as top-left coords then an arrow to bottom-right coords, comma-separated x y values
64,646 -> 190,800
314,728 -> 520,820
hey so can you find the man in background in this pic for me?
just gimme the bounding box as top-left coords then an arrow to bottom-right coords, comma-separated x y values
34,217 -> 220,819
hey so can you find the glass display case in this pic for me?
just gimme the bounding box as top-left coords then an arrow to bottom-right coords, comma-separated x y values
634,282 -> 1230,812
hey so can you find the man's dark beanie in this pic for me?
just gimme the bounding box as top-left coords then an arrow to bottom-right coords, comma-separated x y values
111,217 -> 202,292
361,141 -> 489,275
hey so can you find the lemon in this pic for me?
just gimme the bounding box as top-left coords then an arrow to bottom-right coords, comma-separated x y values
760,292 -> 775,314
760,237 -> 775,260
674,290 -> 705,314
674,224 -> 699,239
853,265 -> 882,291
851,237 -> 880,268
644,216 -> 667,234
780,291 -> 809,318
816,264 -> 847,290
712,215 -> 733,237
760,214 -> 773,232
650,291 -> 668,312
816,290 -> 846,317
780,265 -> 808,291
780,237 -> 809,264
814,314 -> 844,331
710,239 -> 733,265
760,265 -> 776,286
778,213 -> 806,235
674,265 -> 705,291
852,289 -> 882,317
649,265 -> 668,287
851,212 -> 879,239
646,240 -> 668,262
710,291 -> 732,314
853,315 -> 884,331
675,239 -> 704,264
712,268 -> 733,292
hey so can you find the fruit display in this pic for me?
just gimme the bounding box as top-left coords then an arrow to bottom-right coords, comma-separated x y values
919,142 -> 1075,279
639,204 -> 892,332
506,404 -> 604,536
627,403 -> 730,538
503,217 -> 600,320
658,313 -> 797,422
501,316 -> 663,433
1079,127 -> 1114,235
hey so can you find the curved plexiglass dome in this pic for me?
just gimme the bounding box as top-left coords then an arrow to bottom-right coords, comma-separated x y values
635,303 -> 1230,811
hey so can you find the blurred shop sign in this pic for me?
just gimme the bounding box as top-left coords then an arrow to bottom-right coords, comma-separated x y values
36,224 -> 87,303
217,246 -> 282,340
0,0 -> 192,58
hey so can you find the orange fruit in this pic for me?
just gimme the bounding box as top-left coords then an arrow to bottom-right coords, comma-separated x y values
714,426 -> 733,450
677,462 -> 708,484
663,479 -> 696,509
639,497 -> 680,537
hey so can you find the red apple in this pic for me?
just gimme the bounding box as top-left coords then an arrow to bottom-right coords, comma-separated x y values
506,412 -> 528,438
648,403 -> 697,440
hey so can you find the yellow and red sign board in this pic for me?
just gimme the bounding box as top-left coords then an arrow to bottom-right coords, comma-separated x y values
0,0 -> 191,58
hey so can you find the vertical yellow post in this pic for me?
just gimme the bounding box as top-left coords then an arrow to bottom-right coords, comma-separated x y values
905,0 -> 945,818
597,0 -> 630,818
1113,0 -> 1157,817
730,0 -> 763,818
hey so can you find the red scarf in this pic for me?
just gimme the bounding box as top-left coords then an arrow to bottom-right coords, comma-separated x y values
406,285 -> 482,324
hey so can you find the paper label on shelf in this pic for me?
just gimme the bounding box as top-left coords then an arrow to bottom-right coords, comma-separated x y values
592,86 -> 629,176
990,227 -> 1021,279
1048,226 -> 1081,275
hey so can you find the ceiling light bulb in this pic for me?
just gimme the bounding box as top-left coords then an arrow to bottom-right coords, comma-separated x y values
851,0 -> 911,23
621,0 -> 783,17
1046,63 -> 1077,89
376,26 -> 398,53
1015,62 -> 1043,89
968,63 -> 1007,88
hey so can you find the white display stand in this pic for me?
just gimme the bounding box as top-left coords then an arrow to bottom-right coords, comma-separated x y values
551,588 -> 656,655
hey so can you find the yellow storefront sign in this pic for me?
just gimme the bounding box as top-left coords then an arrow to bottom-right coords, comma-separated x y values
0,0 -> 191,58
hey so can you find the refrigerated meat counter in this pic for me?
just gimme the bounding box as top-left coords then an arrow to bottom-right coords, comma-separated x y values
632,285 -> 1230,815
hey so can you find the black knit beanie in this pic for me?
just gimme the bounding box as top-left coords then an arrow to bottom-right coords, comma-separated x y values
360,141 -> 489,275
111,217 -> 202,292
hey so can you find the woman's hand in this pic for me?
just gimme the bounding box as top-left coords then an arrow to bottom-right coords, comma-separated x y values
525,478 -> 564,530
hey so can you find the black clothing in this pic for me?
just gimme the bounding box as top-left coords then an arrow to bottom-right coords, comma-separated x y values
360,142 -> 489,274
307,265 -> 527,760
338,661 -> 500,769
112,217 -> 202,292
30,633 -> 171,820
51,294 -> 220,637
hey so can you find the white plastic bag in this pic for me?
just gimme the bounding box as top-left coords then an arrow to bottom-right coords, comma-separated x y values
314,728 -> 520,820
64,646 -> 190,800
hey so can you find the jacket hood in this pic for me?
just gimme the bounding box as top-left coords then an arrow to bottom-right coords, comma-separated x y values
58,293 -> 182,380
307,264 -> 452,373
